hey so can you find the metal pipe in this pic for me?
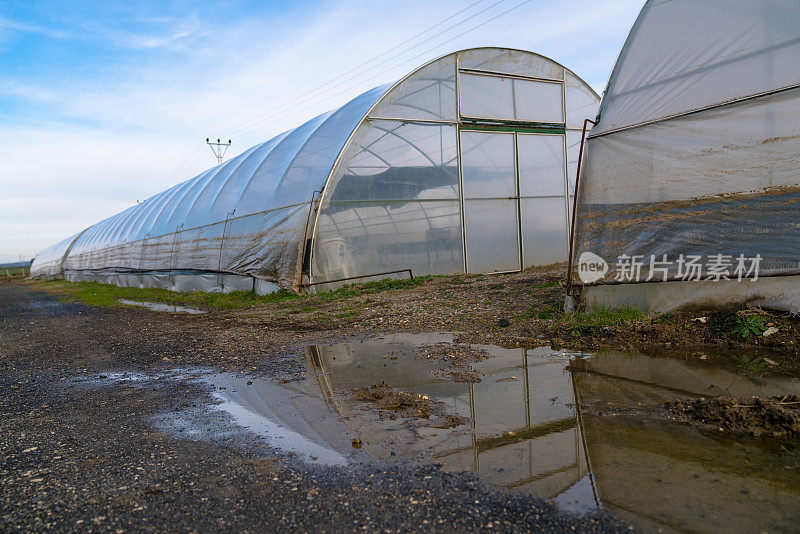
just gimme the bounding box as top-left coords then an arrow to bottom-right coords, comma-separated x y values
458,67 -> 564,85
217,210 -> 235,285
303,268 -> 413,288
587,81 -> 800,140
566,118 -> 596,293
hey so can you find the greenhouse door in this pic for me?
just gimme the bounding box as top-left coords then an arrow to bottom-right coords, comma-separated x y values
460,129 -> 568,274
460,130 -> 520,273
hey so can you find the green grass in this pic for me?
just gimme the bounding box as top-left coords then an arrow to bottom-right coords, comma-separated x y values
29,279 -> 301,309
564,305 -> 646,336
489,283 -> 505,290
27,273 -> 436,310
318,275 -> 433,300
522,298 -> 562,320
732,315 -> 768,338
530,281 -> 559,289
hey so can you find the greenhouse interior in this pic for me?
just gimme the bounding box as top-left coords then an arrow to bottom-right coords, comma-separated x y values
31,47 -> 600,293
569,0 -> 800,313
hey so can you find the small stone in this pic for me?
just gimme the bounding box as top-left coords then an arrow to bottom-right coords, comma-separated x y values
763,327 -> 779,337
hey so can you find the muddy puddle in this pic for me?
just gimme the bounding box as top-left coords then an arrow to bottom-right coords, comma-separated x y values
80,334 -> 800,532
118,299 -> 206,314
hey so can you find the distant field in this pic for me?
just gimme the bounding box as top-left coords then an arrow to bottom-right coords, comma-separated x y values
0,266 -> 30,279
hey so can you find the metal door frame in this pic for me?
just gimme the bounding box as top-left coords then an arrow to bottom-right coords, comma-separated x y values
459,127 -> 568,274
459,129 -> 521,274
456,60 -> 568,274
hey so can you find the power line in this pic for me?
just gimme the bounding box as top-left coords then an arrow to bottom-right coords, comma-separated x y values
230,0 -> 533,141
215,0 -> 491,139
164,1 -> 507,185
218,0 -> 516,142
150,141 -> 206,196
162,0 -> 535,188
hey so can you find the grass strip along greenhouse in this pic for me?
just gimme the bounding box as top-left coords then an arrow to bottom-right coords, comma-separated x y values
31,47 -> 600,293
568,0 -> 800,313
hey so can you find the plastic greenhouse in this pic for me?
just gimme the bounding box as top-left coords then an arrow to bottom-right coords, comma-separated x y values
31,47 -> 600,293
569,1 -> 800,312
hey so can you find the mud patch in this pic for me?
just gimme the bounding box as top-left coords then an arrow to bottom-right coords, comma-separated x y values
412,343 -> 490,365
351,382 -> 464,424
666,395 -> 800,440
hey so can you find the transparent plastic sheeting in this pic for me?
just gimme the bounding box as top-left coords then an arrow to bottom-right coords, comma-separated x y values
571,1 -> 800,311
31,48 -> 600,293
313,47 -> 598,285
31,84 -> 389,290
593,0 -> 800,135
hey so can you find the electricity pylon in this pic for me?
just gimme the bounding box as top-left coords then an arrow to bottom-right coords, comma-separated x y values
206,138 -> 232,165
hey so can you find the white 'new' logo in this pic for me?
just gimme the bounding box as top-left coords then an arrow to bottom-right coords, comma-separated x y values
577,252 -> 608,283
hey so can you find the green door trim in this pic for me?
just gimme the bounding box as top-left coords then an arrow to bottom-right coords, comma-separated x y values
459,123 -> 565,135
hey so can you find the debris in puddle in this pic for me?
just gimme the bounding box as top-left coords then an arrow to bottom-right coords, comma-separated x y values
666,395 -> 800,439
352,383 -> 438,419
351,437 -> 362,449
429,414 -> 468,429
430,367 -> 483,383
412,343 -> 490,365
496,376 -> 518,382
692,316 -> 709,323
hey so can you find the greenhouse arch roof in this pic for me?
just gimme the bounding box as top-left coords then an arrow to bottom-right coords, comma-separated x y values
32,47 -> 600,291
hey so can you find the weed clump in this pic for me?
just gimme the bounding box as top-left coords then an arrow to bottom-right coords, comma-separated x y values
708,307 -> 768,338
708,307 -> 738,336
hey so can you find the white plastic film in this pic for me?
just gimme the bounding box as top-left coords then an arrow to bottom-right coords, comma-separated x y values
571,0 -> 800,309
594,0 -> 800,135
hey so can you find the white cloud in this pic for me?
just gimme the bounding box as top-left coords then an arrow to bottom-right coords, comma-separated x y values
0,0 -> 643,260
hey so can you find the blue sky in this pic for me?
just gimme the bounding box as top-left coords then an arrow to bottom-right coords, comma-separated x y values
0,0 -> 642,262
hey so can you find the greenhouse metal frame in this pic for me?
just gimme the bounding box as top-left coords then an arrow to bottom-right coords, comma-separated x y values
31,47 -> 600,293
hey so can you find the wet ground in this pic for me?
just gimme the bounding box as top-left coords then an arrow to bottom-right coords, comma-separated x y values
74,335 -> 800,532
117,299 -> 207,314
4,281 -> 800,532
0,283 -> 623,533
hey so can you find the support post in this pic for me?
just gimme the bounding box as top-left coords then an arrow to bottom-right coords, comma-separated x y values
217,211 -> 235,286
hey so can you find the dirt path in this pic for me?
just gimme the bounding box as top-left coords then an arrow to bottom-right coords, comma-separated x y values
0,282 -> 625,533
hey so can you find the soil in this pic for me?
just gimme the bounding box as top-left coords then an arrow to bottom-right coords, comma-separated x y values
21,265 -> 800,370
0,281 -> 625,533
10,263 -> 800,531
666,396 -> 800,440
